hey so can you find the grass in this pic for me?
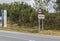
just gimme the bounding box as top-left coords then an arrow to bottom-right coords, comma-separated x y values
0,25 -> 38,33
0,24 -> 60,36
40,30 -> 60,36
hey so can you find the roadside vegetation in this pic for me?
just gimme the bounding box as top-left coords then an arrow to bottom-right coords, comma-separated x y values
0,26 -> 60,36
0,1 -> 60,36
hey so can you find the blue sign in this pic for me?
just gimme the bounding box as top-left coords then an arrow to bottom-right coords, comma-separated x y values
2,10 -> 4,27
2,10 -> 7,27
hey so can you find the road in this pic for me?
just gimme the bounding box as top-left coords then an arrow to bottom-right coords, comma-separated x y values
0,30 -> 60,41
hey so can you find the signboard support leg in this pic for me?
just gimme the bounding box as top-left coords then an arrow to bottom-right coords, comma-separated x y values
42,19 -> 44,30
38,19 -> 40,32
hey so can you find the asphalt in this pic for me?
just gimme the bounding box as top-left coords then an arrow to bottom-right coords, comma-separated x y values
0,30 -> 60,41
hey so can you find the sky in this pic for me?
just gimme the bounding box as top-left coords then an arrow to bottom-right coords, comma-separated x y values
47,0 -> 56,13
0,0 -> 30,3
0,0 -> 34,7
0,0 -> 57,13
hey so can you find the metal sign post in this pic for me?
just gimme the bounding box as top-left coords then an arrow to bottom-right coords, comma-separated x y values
38,14 -> 45,32
42,19 -> 43,30
38,7 -> 45,32
38,19 -> 40,32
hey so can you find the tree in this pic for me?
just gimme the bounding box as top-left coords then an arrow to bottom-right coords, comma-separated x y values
56,0 -> 60,12
0,4 -> 2,16
34,0 -> 50,9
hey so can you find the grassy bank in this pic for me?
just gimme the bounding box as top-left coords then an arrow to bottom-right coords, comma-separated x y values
0,25 -> 60,36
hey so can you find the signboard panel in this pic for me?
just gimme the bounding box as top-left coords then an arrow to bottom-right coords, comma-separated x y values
0,17 -> 2,20
38,14 -> 45,19
37,7 -> 45,32
2,10 -> 7,27
37,8 -> 42,14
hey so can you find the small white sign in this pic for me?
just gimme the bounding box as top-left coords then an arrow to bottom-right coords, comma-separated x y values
0,17 -> 2,20
38,14 -> 45,19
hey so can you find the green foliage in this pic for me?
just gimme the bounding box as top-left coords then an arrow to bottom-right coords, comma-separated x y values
7,2 -> 38,26
56,0 -> 60,11
0,2 -> 60,30
44,13 -> 60,30
34,0 -> 50,9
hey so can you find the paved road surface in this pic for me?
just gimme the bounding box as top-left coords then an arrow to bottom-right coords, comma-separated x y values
0,30 -> 60,41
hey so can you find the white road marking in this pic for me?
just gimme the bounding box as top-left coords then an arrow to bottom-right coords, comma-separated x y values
29,40 -> 35,41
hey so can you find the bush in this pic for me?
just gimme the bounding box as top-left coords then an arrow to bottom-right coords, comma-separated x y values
44,13 -> 60,30
0,2 -> 60,30
7,2 -> 38,26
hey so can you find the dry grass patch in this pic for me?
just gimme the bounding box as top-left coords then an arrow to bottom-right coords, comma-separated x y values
0,24 -> 60,36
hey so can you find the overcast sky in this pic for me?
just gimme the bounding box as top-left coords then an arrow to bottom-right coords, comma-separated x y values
0,0 -> 34,7
0,0 -> 30,3
46,0 -> 56,13
0,0 -> 57,13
